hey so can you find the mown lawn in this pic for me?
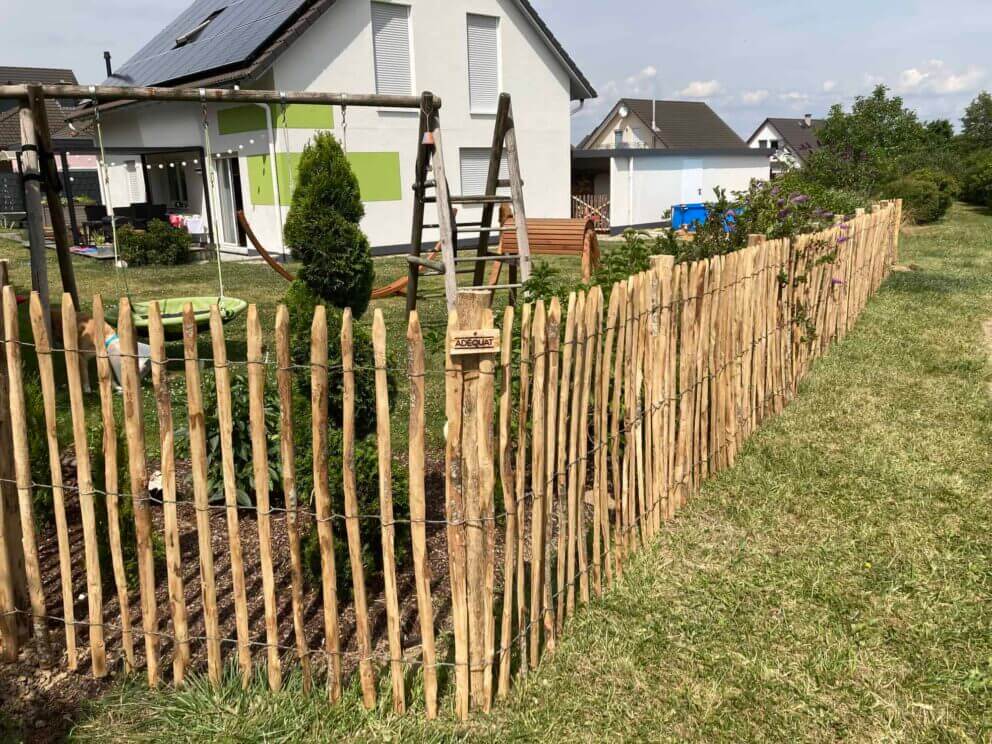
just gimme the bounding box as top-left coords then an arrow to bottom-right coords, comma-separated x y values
60,203 -> 992,741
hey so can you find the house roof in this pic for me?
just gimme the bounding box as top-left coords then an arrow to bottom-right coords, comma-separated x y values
749,116 -> 825,161
578,98 -> 746,151
0,66 -> 79,87
0,66 -> 93,149
105,0 -> 596,100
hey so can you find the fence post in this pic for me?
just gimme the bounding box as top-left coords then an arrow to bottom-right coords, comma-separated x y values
0,260 -> 27,659
447,290 -> 500,715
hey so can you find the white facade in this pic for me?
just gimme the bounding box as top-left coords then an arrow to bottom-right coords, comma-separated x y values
96,0 -> 582,256
584,109 -> 659,150
748,121 -> 801,171
606,152 -> 770,229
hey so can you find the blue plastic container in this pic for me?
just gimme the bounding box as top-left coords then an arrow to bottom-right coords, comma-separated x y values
671,203 -> 740,232
671,203 -> 708,231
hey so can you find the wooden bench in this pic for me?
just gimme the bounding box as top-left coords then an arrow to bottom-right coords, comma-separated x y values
498,215 -> 600,281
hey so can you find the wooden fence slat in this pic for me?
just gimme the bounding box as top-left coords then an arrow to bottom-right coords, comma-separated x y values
118,298 -> 159,685
513,303 -> 531,678
372,309 -> 405,714
621,279 -> 639,554
478,307 -> 497,712
245,305 -> 281,691
182,305 -> 222,685
275,306 -> 312,691
565,292 -> 587,617
341,308 -> 377,709
309,307 -> 342,702
0,262 -> 24,662
554,293 -> 576,633
61,296 -> 106,677
632,275 -> 648,547
456,292 -> 486,709
443,307 -> 470,718
528,300 -> 547,669
27,294 -> 76,668
646,271 -> 661,536
576,289 -> 596,603
610,284 -> 628,572
407,311 -> 437,716
588,287 -> 605,596
496,305 -> 515,699
92,296 -> 134,670
1,286 -> 49,660
208,308 -> 252,684
542,297 -> 561,652
598,288 -> 619,587
147,303 -> 190,683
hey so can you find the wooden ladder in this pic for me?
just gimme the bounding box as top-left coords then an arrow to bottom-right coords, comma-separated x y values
406,92 -> 532,314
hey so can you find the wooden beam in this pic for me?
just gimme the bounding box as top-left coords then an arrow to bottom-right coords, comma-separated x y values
0,84 -> 439,111
18,102 -> 50,328
28,86 -> 79,308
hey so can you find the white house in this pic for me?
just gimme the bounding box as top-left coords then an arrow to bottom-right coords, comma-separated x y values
747,115 -> 824,176
572,99 -> 769,232
81,0 -> 595,256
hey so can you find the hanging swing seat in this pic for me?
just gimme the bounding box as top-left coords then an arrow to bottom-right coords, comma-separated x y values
106,296 -> 248,336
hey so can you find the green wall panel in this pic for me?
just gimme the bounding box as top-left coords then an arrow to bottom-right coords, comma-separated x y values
246,154 -> 275,205
247,153 -> 303,206
271,103 -> 334,129
218,103 -> 333,135
247,151 -> 401,206
347,152 -> 402,202
217,105 -> 268,135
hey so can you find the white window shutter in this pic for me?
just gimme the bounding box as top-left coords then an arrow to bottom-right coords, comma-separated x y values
459,148 -> 509,196
371,2 -> 412,96
467,14 -> 499,113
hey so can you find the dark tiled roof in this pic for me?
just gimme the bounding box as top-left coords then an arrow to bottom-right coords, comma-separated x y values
0,67 -> 91,148
0,66 -> 79,86
106,0 -> 595,99
579,98 -> 745,150
753,117 -> 825,161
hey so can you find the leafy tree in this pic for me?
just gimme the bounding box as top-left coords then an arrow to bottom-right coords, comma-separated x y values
284,132 -> 375,318
962,91 -> 992,148
925,118 -> 955,143
805,85 -> 930,195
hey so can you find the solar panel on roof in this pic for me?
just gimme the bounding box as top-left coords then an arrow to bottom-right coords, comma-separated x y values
107,0 -> 311,86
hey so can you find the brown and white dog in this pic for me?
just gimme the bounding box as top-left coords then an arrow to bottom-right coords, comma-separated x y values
50,309 -> 151,392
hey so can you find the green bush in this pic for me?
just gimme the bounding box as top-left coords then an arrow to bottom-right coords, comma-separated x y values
961,151 -> 992,207
194,370 -> 283,508
282,281 -> 384,442
284,133 -> 375,318
118,219 -> 191,266
882,176 -> 946,224
300,428 -> 410,601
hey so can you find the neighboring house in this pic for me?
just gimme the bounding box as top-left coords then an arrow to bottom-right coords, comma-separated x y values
572,98 -> 769,232
747,114 -> 824,175
79,0 -> 595,256
0,66 -> 101,214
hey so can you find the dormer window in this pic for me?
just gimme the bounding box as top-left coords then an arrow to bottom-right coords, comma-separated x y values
174,8 -> 225,48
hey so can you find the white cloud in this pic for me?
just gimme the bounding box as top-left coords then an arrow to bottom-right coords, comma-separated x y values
899,67 -> 929,90
678,80 -> 722,98
779,91 -> 809,102
741,89 -> 770,105
894,60 -> 985,95
822,80 -> 837,92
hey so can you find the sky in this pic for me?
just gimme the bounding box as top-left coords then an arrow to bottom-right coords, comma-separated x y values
7,0 -> 992,142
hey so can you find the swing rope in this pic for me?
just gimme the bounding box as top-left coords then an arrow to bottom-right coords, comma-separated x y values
279,93 -> 296,199
93,106 -> 129,299
200,91 -> 226,301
